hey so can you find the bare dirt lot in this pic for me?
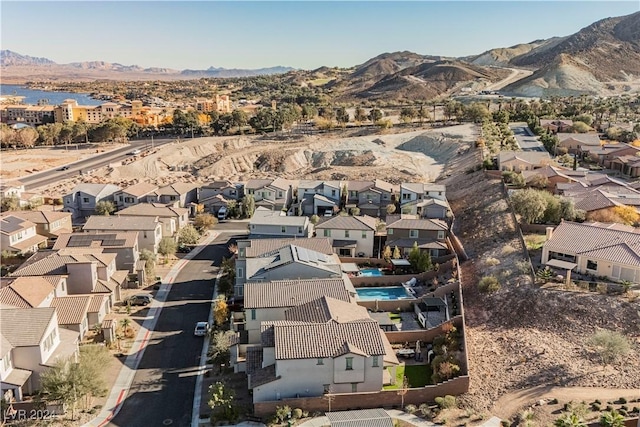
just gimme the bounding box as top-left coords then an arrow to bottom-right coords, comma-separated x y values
21,125 -> 478,198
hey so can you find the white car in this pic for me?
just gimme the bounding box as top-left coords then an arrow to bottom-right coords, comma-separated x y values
194,321 -> 209,337
127,149 -> 142,155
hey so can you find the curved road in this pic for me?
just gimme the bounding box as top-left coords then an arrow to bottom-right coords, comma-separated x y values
17,137 -> 175,191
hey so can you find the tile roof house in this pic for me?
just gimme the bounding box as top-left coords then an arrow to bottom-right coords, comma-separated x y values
521,165 -> 576,193
0,276 -> 66,309
294,180 -> 342,216
400,183 -> 446,204
556,133 -> 601,154
345,180 -> 398,217
245,295 -> 398,404
0,307 -> 79,401
608,155 -> 640,178
249,207 -> 311,238
245,178 -> 294,212
540,119 -> 573,134
1,210 -> 72,244
0,215 -> 48,255
542,221 -> 640,283
146,182 -> 198,208
386,217 -> 450,258
199,181 -> 244,215
117,203 -> 189,238
497,151 -> 552,172
53,231 -> 139,273
83,215 -> 163,253
11,249 -> 125,304
243,278 -> 356,343
62,183 -> 121,219
114,182 -> 159,210
234,238 -> 337,298
0,180 -> 25,200
580,143 -> 640,168
315,215 -> 378,257
50,296 -> 92,339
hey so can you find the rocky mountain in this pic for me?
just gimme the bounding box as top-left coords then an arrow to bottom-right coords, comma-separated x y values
1,50 -> 55,66
502,11 -> 640,96
0,50 -> 294,82
180,66 -> 294,78
464,39 -> 563,67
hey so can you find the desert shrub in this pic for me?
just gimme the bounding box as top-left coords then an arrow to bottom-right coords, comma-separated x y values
434,395 -> 457,409
618,397 -> 627,404
588,330 -> 631,365
405,404 -> 417,414
484,257 -> 501,267
478,276 -> 500,293
501,420 -> 510,427
292,408 -> 303,419
501,244 -> 517,256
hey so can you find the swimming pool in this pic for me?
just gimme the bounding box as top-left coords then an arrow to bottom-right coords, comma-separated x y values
356,286 -> 413,301
359,268 -> 383,277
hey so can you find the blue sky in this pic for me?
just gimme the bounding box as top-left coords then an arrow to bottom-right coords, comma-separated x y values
2,1 -> 638,70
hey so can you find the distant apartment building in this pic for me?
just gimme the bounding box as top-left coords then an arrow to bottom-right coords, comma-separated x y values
0,104 -> 55,125
195,95 -> 232,114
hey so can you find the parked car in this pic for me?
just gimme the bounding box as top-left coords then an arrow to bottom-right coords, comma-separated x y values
217,206 -> 228,221
194,321 -> 209,337
177,245 -> 192,253
127,294 -> 152,306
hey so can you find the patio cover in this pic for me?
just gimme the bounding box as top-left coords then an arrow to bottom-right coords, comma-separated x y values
546,259 -> 577,270
2,368 -> 31,386
341,263 -> 360,273
327,408 -> 394,427
390,259 -> 411,267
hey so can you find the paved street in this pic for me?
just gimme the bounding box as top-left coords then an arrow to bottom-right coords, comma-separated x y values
18,137 -> 175,191
106,224 -> 247,427
509,123 -> 546,152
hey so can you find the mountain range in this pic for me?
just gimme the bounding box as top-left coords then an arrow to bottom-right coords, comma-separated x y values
2,10 -> 639,98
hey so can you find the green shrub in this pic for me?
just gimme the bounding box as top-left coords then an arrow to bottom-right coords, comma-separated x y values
292,408 -> 303,419
591,403 -> 601,411
501,420 -> 510,427
478,276 -> 500,293
405,404 -> 417,414
619,397 -> 627,404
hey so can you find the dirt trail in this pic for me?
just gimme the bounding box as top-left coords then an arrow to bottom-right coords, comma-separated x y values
492,386 -> 640,419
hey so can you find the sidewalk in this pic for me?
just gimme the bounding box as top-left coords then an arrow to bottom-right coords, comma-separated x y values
83,231 -> 219,427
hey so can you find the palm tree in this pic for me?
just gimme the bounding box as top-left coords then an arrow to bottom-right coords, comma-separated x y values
600,410 -> 625,427
554,413 -> 587,427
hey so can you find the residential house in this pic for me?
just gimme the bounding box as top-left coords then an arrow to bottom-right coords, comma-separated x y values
249,207 -> 311,238
245,178 -> 293,212
63,183 -> 121,219
344,180 -> 397,217
83,215 -> 163,253
542,221 -> 640,283
556,133 -> 601,154
199,181 -> 244,215
2,210 -> 72,245
117,203 -> 189,239
246,296 -> 398,403
497,151 -> 552,172
234,238 -> 335,297
53,232 -> 139,273
147,182 -> 198,208
386,217 -> 449,258
540,119 -> 573,134
521,165 -> 576,193
0,276 -> 67,309
315,215 -> 377,257
608,155 -> 640,178
0,180 -> 25,200
11,249 -> 126,304
114,183 -> 159,210
400,183 -> 446,204
0,307 -> 79,401
50,296 -> 91,339
356,180 -> 398,217
580,143 -> 640,167
0,215 -> 48,255
242,278 -> 356,344
295,180 -> 342,216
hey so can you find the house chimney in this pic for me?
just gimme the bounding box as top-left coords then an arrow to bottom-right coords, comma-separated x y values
545,227 -> 554,240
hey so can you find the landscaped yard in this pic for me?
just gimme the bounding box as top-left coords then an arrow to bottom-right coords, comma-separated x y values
383,363 -> 433,389
524,234 -> 547,250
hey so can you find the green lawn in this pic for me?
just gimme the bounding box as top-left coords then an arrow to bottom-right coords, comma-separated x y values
524,234 -> 547,250
383,364 -> 432,389
388,313 -> 401,323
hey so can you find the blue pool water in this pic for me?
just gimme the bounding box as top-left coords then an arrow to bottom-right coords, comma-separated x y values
359,268 -> 383,277
356,286 -> 412,301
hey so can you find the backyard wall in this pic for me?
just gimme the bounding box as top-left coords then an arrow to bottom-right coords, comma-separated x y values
384,316 -> 464,345
253,376 -> 470,417
350,259 -> 456,287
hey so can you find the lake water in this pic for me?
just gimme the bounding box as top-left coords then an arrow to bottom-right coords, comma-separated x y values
0,84 -> 103,106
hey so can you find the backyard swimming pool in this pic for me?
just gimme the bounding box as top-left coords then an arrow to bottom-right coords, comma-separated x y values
356,286 -> 413,301
359,268 -> 383,277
